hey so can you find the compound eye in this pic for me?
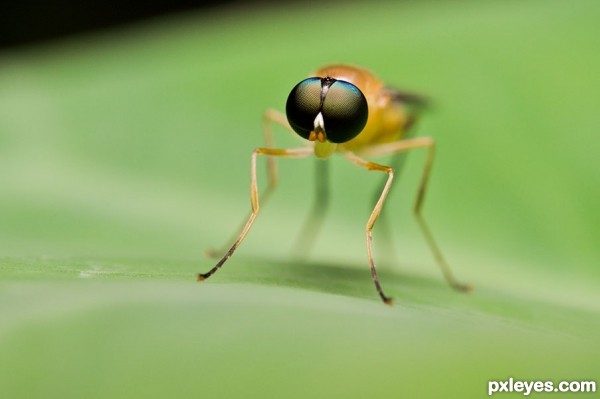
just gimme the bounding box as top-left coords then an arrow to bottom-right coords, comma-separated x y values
321,81 -> 368,143
285,77 -> 322,140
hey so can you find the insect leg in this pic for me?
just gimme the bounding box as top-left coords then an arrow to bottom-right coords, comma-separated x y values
362,138 -> 472,292
291,158 -> 330,259
411,140 -> 472,292
371,152 -> 410,263
199,146 -> 313,281
206,109 -> 301,258
344,151 -> 395,305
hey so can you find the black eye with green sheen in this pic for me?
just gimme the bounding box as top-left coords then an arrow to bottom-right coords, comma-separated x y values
286,77 -> 368,143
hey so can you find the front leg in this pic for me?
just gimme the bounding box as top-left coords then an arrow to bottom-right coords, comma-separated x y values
199,146 -> 313,281
344,151 -> 395,305
205,109 -> 302,258
362,138 -> 472,293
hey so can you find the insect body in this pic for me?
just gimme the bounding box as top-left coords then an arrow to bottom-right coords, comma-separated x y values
288,65 -> 408,153
199,64 -> 470,304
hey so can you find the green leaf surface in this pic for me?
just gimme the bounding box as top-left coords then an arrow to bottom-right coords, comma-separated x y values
1,0 -> 599,398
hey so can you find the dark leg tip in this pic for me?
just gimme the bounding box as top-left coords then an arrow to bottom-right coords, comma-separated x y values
382,296 -> 394,306
196,273 -> 208,282
453,282 -> 474,293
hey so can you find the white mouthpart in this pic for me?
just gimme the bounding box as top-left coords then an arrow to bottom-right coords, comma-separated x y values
313,112 -> 325,131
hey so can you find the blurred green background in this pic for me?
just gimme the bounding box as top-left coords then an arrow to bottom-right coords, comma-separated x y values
1,0 -> 599,398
